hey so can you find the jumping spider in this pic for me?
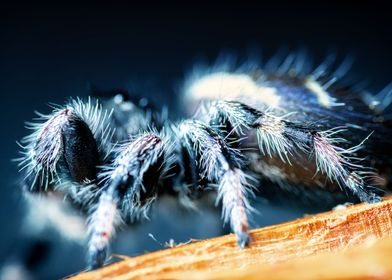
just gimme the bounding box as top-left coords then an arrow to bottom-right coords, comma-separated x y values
17,53 -> 392,269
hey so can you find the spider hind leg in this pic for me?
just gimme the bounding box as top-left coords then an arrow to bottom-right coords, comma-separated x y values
207,100 -> 382,204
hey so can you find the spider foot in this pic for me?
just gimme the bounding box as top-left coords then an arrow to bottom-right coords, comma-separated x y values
359,192 -> 382,204
88,248 -> 107,270
237,231 -> 251,249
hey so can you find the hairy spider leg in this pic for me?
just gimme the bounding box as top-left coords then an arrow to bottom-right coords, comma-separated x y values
87,133 -> 168,269
176,120 -> 255,248
17,98 -> 113,193
208,101 -> 381,204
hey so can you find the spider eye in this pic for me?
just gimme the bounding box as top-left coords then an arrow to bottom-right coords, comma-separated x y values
138,97 -> 149,108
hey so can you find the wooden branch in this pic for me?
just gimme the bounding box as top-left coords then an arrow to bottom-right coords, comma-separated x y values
70,197 -> 392,280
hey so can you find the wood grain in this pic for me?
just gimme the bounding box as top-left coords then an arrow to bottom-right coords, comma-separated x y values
70,197 -> 392,280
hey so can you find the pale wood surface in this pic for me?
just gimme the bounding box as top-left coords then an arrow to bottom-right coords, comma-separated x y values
70,197 -> 392,280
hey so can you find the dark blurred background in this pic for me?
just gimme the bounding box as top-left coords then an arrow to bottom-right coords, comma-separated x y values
1,1 -> 391,279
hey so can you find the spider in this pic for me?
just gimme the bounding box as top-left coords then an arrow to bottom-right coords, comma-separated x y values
17,53 -> 392,269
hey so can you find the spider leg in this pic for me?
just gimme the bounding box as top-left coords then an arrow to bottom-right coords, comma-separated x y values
208,100 -> 381,203
176,120 -> 254,248
88,133 -> 170,269
17,98 -> 112,197
19,99 -> 117,270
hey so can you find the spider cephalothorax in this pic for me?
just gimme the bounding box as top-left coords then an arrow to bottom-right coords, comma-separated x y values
17,53 -> 392,269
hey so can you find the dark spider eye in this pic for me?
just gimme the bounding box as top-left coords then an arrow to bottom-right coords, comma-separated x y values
138,97 -> 149,108
62,117 -> 100,183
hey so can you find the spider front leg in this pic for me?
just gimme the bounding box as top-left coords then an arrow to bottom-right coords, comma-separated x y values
208,100 -> 382,203
18,98 -> 112,199
88,133 -> 171,269
176,120 -> 254,248
17,98 -> 119,270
